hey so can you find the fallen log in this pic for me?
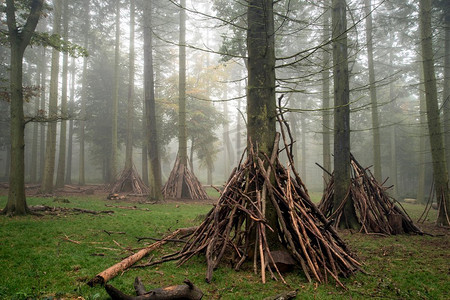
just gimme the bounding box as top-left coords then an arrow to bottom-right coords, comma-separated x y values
87,227 -> 197,287
105,278 -> 203,300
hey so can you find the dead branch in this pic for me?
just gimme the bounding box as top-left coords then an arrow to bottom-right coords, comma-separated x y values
87,227 -> 197,287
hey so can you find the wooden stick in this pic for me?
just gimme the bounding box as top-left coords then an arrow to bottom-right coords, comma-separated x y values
87,227 -> 197,287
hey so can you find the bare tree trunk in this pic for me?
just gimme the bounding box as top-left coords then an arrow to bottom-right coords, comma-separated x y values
111,0 -> 120,182
322,3 -> 332,188
65,57 -> 75,184
78,0 -> 89,186
39,47 -> 47,181
144,0 -> 162,200
41,0 -> 62,194
142,107 -> 149,185
55,0 -> 69,188
4,0 -> 44,215
30,64 -> 40,183
443,10 -> 450,177
247,0 -> 277,244
364,0 -> 381,181
125,0 -> 135,171
417,59 -> 427,203
389,34 -> 398,200
178,0 -> 188,166
332,0 -> 359,229
300,104 -> 306,180
223,99 -> 230,177
4,146 -> 10,179
420,0 -> 450,226
236,79 -> 242,160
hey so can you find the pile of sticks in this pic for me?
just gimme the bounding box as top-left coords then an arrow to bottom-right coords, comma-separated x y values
155,130 -> 361,287
318,154 -> 423,235
162,156 -> 209,200
109,165 -> 150,195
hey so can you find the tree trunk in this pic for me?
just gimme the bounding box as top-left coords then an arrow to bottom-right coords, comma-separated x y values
5,44 -> 28,215
40,0 -> 62,194
364,0 -> 381,181
300,104 -> 306,180
111,0 -> 120,182
443,9 -> 450,178
389,35 -> 399,200
78,0 -> 89,186
125,0 -> 135,171
30,63 -> 40,183
39,47 -> 47,181
4,0 -> 45,215
332,0 -> 359,229
178,0 -> 188,166
4,146 -> 10,179
417,58 -> 427,203
55,0 -> 69,189
144,0 -> 163,200
206,156 -> 213,185
65,56 -> 75,184
420,0 -> 450,226
322,3 -> 332,189
236,80 -> 242,161
246,0 -> 277,244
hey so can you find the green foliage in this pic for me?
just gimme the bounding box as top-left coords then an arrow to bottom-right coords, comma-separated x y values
31,32 -> 88,57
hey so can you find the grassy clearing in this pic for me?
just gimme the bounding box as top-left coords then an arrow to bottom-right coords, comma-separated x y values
0,194 -> 448,299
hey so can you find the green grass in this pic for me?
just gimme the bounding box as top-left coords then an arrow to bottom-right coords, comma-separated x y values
0,195 -> 448,299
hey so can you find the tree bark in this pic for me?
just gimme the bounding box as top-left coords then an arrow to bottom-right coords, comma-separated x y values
125,0 -> 135,171
443,8 -> 450,179
55,0 -> 69,188
30,61 -> 40,183
322,3 -> 332,189
4,0 -> 45,215
332,0 -> 359,229
246,0 -> 278,245
178,0 -> 188,165
419,0 -> 450,226
41,0 -> 62,194
364,0 -> 382,181
39,47 -> 47,181
144,0 -> 163,201
78,0 -> 89,185
65,56 -> 76,184
389,33 -> 399,200
417,58 -> 427,203
111,0 -> 120,182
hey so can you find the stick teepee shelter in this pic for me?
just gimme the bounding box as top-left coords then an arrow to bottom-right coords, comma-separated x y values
318,154 -> 423,235
154,127 -> 361,287
109,165 -> 150,195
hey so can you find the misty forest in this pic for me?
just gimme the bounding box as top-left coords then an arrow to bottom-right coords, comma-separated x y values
0,0 -> 449,299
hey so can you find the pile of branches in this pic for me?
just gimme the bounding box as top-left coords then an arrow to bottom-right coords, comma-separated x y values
318,154 -> 423,235
162,156 -> 208,200
155,129 -> 361,287
109,165 -> 150,195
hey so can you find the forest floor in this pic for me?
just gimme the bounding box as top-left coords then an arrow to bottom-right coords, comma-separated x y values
0,185 -> 448,299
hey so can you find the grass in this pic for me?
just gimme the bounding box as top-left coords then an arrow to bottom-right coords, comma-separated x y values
0,194 -> 448,299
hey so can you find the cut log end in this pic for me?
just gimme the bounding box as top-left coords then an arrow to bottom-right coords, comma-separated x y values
87,275 -> 105,287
